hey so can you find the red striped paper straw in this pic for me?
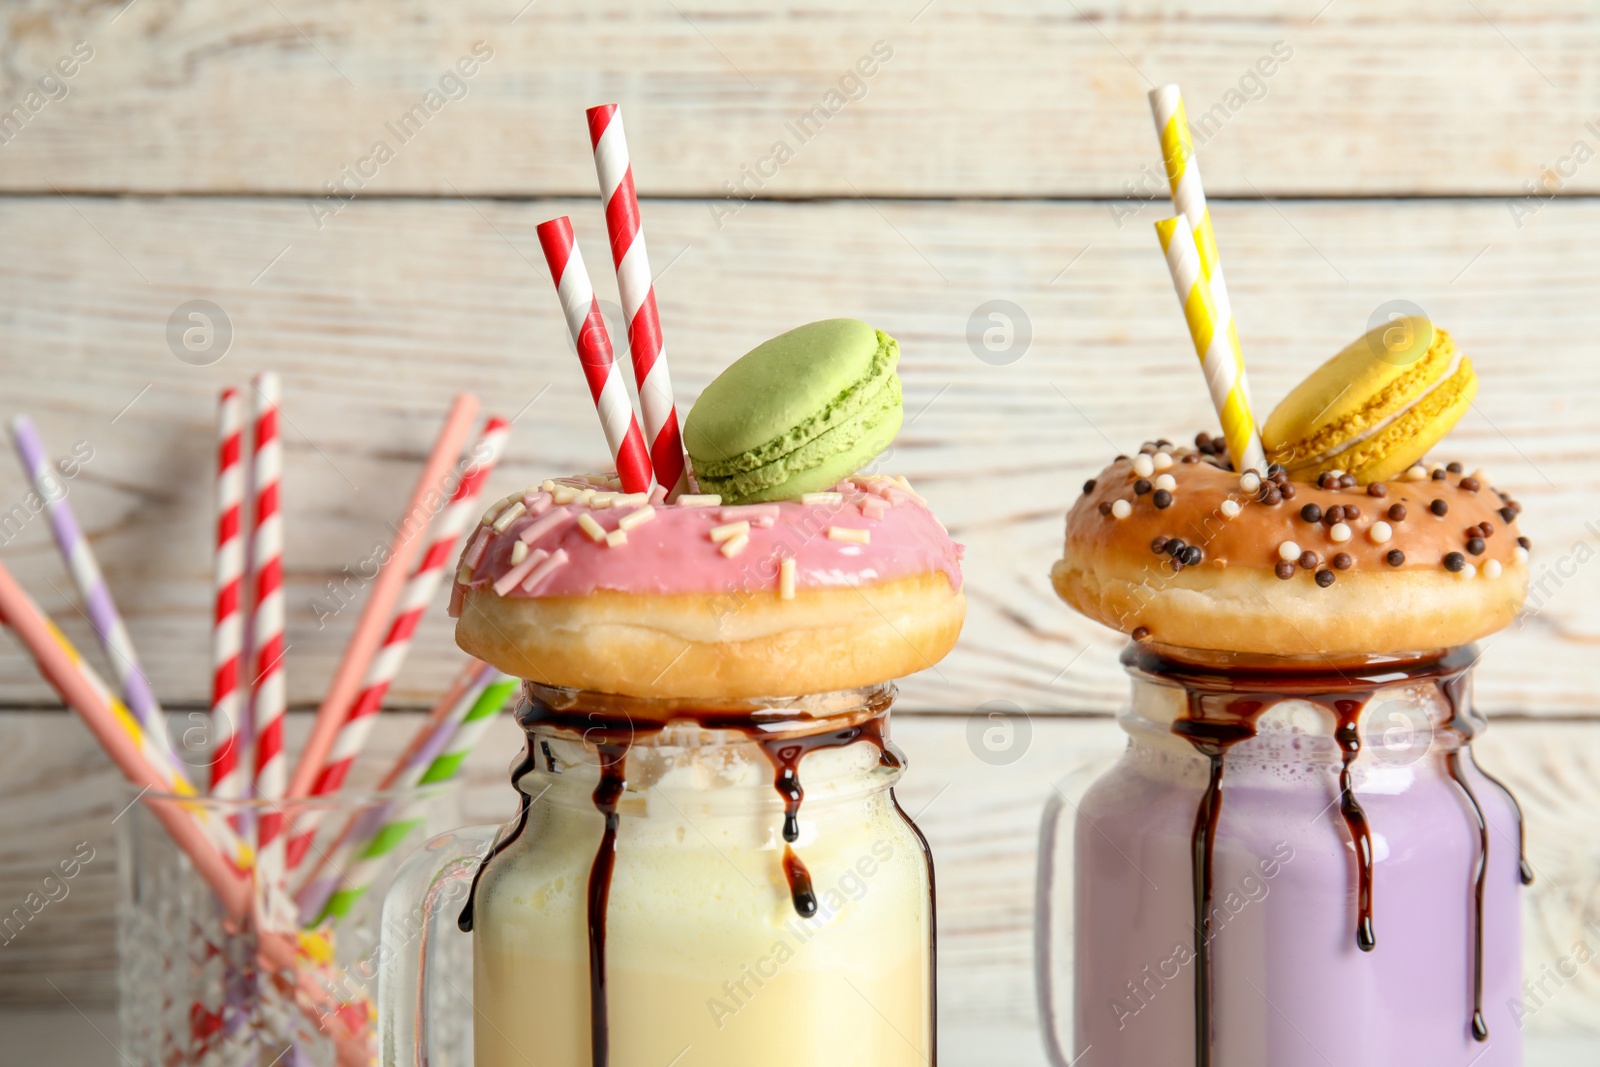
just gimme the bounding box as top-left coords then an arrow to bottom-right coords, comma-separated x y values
536,216 -> 654,494
209,388 -> 249,798
288,394 -> 479,798
286,416 -> 509,867
587,104 -> 687,496
248,373 -> 290,912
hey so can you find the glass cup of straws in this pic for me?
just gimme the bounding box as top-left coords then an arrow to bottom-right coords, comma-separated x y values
117,786 -> 463,1066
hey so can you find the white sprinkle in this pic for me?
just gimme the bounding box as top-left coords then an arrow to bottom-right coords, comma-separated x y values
577,513 -> 607,543
510,541 -> 528,566
710,520 -> 750,543
802,492 -> 845,506
1483,559 -> 1503,579
1514,546 -> 1530,564
1132,454 -> 1155,478
1154,474 -> 1177,491
1220,499 -> 1242,518
605,476 -> 624,490
779,557 -> 796,599
521,490 -> 552,516
491,501 -> 526,533
612,492 -> 650,508
456,560 -> 473,584
588,492 -> 619,509
1458,562 -> 1477,580
1278,541 -> 1301,562
539,479 -> 557,493
676,494 -> 722,508
551,484 -> 583,505
720,533 -> 750,557
617,505 -> 656,531
1403,465 -> 1428,481
1369,521 -> 1393,545
1329,522 -> 1352,543
1472,468 -> 1492,486
828,526 -> 871,544
605,528 -> 627,547
1110,499 -> 1133,520
1239,471 -> 1261,493
574,489 -> 597,508
1328,469 -> 1345,479
481,492 -> 518,526
1152,451 -> 1174,471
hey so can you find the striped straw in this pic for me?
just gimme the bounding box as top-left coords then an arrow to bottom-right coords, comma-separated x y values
1155,216 -> 1268,474
313,668 -> 518,924
287,417 -> 509,868
8,415 -> 178,768
587,104 -> 687,496
210,389 -> 250,799
248,373 -> 291,914
1149,84 -> 1258,416
536,216 -> 655,494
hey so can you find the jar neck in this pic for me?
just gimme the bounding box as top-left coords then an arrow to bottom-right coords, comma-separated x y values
512,681 -> 904,802
1119,642 -> 1482,763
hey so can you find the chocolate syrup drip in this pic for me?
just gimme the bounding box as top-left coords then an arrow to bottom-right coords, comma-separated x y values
1172,709 -> 1258,1067
457,739 -> 538,933
1442,673 -> 1534,886
1127,645 -> 1530,1066
1333,702 -> 1377,952
755,719 -> 897,920
586,742 -> 630,1067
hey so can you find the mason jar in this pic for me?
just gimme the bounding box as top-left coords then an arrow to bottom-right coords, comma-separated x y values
382,681 -> 935,1067
1037,643 -> 1526,1067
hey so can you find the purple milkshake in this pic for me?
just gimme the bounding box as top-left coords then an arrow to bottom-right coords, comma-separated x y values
1044,418 -> 1533,1066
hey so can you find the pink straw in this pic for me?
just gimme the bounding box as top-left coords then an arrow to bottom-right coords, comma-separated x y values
535,216 -> 654,494
287,394 -> 481,799
210,388 -> 250,799
286,416 -> 508,867
587,104 -> 687,496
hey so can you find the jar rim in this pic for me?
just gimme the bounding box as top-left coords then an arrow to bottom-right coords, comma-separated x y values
1121,641 -> 1478,694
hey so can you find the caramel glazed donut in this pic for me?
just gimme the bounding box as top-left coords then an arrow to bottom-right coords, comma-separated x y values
452,474 -> 966,699
1052,439 -> 1530,657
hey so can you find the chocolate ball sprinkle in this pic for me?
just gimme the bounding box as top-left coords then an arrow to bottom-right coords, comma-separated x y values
1301,503 -> 1323,523
1344,504 -> 1361,520
1318,472 -> 1338,490
1340,474 -> 1358,489
1134,478 -> 1153,495
1182,452 -> 1202,464
1169,556 -> 1185,573
1083,479 -> 1097,494
1181,545 -> 1204,566
1388,503 -> 1407,521
1260,487 -> 1282,506
1332,552 -> 1353,570
1298,550 -> 1320,570
1480,521 -> 1495,537
1315,568 -> 1336,587
1499,506 -> 1517,524
1153,489 -> 1174,509
1459,476 -> 1481,492
1157,439 -> 1173,449
1275,561 -> 1296,580
1447,461 -> 1464,473
1166,538 -> 1188,556
1386,549 -> 1406,567
1195,432 -> 1213,450
1367,483 -> 1388,497
1132,626 -> 1151,641
1280,483 -> 1297,499
1444,552 -> 1466,572
1518,535 -> 1531,549
1324,505 -> 1344,524
1098,501 -> 1113,516
1150,535 -> 1170,554
1267,463 -> 1286,478
1430,499 -> 1449,516
1466,537 -> 1486,556
1431,468 -> 1448,480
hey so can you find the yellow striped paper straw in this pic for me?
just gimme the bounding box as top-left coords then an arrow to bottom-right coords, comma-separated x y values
42,615 -> 256,870
1148,84 -> 1254,412
1155,215 -> 1268,474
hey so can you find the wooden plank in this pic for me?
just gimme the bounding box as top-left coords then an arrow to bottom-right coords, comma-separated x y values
3,708 -> 1598,1061
0,196 -> 1593,715
0,0 -> 1597,197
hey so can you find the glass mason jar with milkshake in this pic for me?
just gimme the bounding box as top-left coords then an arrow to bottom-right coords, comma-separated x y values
381,317 -> 966,1066
1040,319 -> 1533,1066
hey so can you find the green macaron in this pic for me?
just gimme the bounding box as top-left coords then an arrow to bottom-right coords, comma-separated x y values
684,318 -> 903,504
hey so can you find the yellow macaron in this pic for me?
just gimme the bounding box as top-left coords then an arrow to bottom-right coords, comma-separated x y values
1262,318 -> 1477,484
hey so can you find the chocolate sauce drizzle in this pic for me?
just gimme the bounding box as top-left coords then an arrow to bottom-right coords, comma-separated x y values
1126,645 -> 1530,1064
458,685 -> 931,1067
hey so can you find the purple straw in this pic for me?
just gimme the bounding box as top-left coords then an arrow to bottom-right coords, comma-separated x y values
9,415 -> 179,769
